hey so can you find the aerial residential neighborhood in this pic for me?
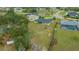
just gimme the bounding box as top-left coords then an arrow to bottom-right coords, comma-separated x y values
0,7 -> 79,51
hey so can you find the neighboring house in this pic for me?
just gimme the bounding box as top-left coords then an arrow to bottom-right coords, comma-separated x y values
0,7 -> 10,11
0,7 -> 10,15
35,18 -> 53,24
14,8 -> 24,13
27,13 -> 39,21
53,15 -> 64,20
60,20 -> 79,31
67,11 -> 78,17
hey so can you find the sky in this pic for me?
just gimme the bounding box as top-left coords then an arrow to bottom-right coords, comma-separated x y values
0,0 -> 79,7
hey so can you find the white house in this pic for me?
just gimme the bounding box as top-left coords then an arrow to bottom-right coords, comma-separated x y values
27,13 -> 39,21
14,8 -> 24,13
0,7 -> 10,11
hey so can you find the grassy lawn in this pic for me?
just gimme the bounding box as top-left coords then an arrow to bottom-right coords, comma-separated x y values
52,27 -> 79,51
28,20 -> 79,51
0,44 -> 15,51
28,22 -> 53,50
44,16 -> 53,19
58,10 -> 67,16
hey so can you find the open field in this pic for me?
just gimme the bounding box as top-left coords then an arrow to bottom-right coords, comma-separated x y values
52,26 -> 79,51
28,22 -> 53,50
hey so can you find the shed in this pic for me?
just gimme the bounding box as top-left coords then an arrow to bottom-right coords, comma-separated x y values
6,40 -> 14,45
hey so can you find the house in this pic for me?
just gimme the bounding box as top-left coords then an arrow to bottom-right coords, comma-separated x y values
60,20 -> 79,31
14,8 -> 24,13
0,7 -> 10,11
67,11 -> 78,17
26,13 -> 39,21
0,7 -> 10,16
35,18 -> 53,24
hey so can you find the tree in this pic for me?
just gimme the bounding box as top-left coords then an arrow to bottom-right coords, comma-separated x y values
0,8 -> 29,51
48,18 -> 58,51
23,7 -> 37,13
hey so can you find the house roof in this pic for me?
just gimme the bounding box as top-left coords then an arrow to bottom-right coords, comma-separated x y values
68,11 -> 78,17
35,18 -> 53,23
61,20 -> 79,26
26,13 -> 38,16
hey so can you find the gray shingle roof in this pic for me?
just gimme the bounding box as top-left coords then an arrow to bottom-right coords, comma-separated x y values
68,12 -> 78,17
60,20 -> 79,31
35,18 -> 53,23
61,20 -> 78,26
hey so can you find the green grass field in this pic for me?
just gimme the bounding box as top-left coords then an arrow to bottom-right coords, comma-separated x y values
28,21 -> 79,51
52,27 -> 79,51
28,22 -> 53,50
44,16 -> 53,19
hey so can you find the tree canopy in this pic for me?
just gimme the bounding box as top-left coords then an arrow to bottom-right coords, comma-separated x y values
0,8 -> 29,51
